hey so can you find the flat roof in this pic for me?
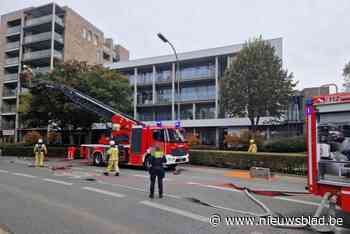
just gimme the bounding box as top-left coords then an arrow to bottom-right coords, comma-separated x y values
107,37 -> 282,70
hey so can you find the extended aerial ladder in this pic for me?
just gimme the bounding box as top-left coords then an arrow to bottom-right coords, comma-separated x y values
25,78 -> 189,168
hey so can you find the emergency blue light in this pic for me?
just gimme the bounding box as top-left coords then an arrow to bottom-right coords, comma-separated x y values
175,121 -> 180,128
156,121 -> 162,127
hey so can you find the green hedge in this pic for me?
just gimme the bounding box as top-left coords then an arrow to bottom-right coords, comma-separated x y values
261,136 -> 306,153
1,145 -> 67,158
189,149 -> 307,175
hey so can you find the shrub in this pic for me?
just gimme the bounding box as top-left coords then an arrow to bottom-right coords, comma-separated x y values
0,144 -> 66,158
189,149 -> 307,175
47,131 -> 61,144
224,133 -> 240,148
23,131 -> 42,145
239,130 -> 265,149
186,133 -> 201,146
262,136 -> 306,153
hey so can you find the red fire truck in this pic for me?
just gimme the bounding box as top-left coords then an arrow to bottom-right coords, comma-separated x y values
40,82 -> 189,169
306,92 -> 350,213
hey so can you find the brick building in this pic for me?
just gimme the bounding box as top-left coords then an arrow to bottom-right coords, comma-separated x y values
0,2 -> 129,142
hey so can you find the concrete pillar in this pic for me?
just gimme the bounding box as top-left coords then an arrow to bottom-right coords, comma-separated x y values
215,56 -> 219,118
50,3 -> 56,69
215,127 -> 220,148
152,65 -> 156,104
192,103 -> 196,120
171,63 -> 175,120
133,68 -> 138,119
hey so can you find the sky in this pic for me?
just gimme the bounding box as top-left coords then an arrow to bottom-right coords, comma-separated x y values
1,0 -> 350,90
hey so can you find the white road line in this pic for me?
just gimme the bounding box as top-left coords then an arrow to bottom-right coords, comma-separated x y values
133,174 -> 173,181
97,181 -> 181,199
139,200 -> 208,223
12,172 -> 37,178
187,182 -> 241,193
187,182 -> 322,207
274,197 -> 320,207
0,169 -> 9,173
43,178 -> 73,186
82,186 -> 125,198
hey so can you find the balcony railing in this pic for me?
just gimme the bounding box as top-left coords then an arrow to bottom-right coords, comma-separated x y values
5,57 -> 19,65
33,66 -> 50,74
23,49 -> 63,61
1,123 -> 16,129
2,106 -> 17,113
6,26 -> 21,35
3,89 -> 17,97
25,15 -> 64,27
4,74 -> 18,82
24,32 -> 64,44
5,41 -> 20,51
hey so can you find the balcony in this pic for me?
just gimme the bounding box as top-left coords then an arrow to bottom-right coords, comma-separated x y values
33,66 -> 50,74
5,57 -> 19,66
1,105 -> 17,114
3,89 -> 17,98
25,15 -> 64,27
4,74 -> 18,82
23,49 -> 63,61
6,26 -> 21,35
24,32 -> 64,44
5,41 -> 20,51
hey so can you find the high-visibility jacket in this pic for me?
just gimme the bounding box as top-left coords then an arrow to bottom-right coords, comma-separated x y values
107,147 -> 118,161
34,144 -> 47,155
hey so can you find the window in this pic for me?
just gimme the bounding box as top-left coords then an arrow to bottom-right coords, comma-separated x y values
94,34 -> 99,45
87,30 -> 92,41
153,129 -> 165,142
82,28 -> 87,39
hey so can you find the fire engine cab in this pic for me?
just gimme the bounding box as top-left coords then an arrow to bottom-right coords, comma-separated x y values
306,92 -> 350,213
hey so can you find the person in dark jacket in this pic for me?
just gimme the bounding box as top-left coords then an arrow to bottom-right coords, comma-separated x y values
149,145 -> 167,199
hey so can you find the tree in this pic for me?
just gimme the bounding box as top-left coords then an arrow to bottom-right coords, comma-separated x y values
19,60 -> 132,143
220,36 -> 296,132
343,61 -> 350,90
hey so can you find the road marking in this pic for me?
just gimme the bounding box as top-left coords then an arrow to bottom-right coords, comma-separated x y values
43,178 -> 73,186
82,186 -> 125,198
97,181 -> 181,199
187,182 -> 323,207
274,197 -> 320,207
187,182 -> 241,192
0,169 -> 9,173
139,200 -> 208,223
12,172 -> 37,178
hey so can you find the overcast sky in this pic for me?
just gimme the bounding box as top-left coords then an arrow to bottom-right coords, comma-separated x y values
2,0 -> 350,90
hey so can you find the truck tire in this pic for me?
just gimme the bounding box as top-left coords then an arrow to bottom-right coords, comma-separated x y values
93,153 -> 103,167
167,165 -> 177,171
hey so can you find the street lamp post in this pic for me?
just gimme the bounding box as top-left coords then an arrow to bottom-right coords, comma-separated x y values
157,33 -> 181,121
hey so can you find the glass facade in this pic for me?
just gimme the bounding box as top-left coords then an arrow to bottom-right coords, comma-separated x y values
156,66 -> 172,83
178,85 -> 215,102
155,88 -> 172,104
196,103 -> 215,119
138,70 -> 153,85
179,62 -> 215,81
137,89 -> 152,105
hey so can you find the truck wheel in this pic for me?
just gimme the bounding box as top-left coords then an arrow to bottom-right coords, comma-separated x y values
167,165 -> 177,171
93,153 -> 103,167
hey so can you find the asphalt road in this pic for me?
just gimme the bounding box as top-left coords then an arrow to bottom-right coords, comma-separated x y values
0,157 -> 349,234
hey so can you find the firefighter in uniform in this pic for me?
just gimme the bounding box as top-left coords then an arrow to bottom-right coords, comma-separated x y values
34,139 -> 47,167
149,145 -> 167,199
248,139 -> 258,153
104,140 -> 120,176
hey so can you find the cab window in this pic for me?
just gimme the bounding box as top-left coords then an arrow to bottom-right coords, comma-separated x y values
153,129 -> 165,142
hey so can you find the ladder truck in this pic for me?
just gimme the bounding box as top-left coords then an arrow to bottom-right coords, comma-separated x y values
34,81 -> 189,169
306,92 -> 350,213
